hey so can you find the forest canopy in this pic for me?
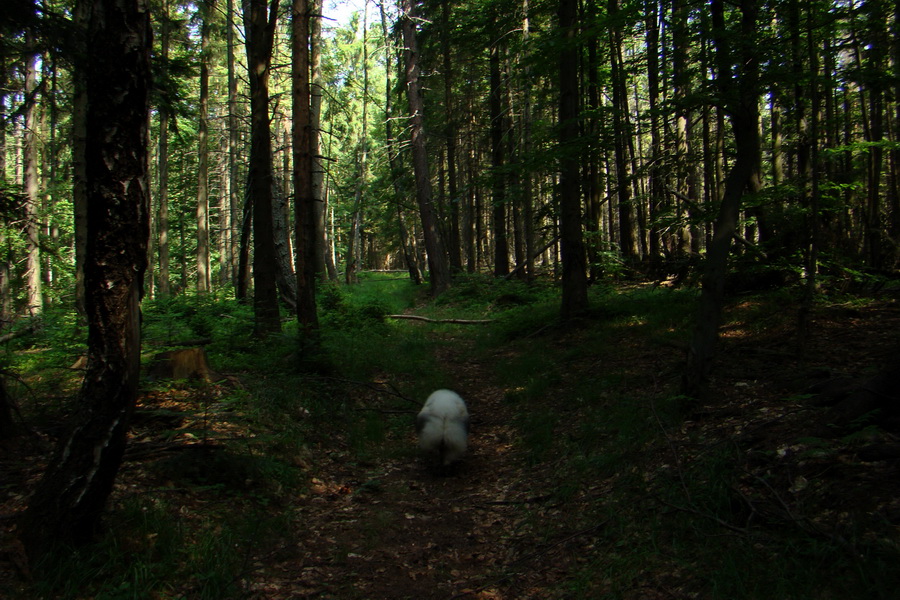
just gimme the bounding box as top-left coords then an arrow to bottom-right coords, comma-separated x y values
0,0 -> 897,321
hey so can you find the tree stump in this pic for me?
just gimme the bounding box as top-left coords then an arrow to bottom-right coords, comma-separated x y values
146,347 -> 219,382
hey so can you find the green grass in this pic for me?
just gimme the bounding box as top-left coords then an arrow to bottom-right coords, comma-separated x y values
11,278 -> 900,599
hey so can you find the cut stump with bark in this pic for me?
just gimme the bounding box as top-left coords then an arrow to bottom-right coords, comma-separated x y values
147,347 -> 220,382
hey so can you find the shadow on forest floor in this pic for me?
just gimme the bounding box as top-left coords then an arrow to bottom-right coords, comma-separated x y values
2,287 -> 900,598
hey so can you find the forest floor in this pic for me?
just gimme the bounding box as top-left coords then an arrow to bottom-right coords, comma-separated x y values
2,288 -> 900,598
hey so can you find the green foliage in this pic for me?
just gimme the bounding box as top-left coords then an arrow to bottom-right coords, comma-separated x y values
144,293 -> 251,344
30,494 -> 295,600
318,280 -> 391,330
435,273 -> 558,312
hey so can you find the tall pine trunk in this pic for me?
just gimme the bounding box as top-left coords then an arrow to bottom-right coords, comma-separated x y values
441,0 -> 461,272
489,31 -> 509,277
608,0 -> 636,260
310,0 -> 328,279
24,34 -> 42,315
558,0 -> 588,319
244,0 -> 281,334
226,0 -> 240,284
400,0 -> 451,296
292,0 -> 318,330
196,0 -> 212,294
380,3 -> 422,284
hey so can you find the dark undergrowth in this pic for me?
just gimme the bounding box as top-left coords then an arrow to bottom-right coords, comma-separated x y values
2,272 -> 899,598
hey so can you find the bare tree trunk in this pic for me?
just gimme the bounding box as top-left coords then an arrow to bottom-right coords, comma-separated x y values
380,3 -> 422,285
41,53 -> 60,301
236,190 -> 253,301
19,0 -> 151,564
489,30 -> 509,277
157,0 -> 171,297
72,0 -> 89,315
798,0 -> 822,349
24,33 -> 42,315
521,0 -> 535,280
309,0 -> 327,279
293,0 -> 318,331
683,0 -> 760,400
585,0 -> 603,280
441,0 -> 461,272
226,0 -> 239,284
273,178 -> 298,307
273,124 -> 297,307
672,0 -> 696,255
244,0 -> 281,334
608,0 -> 636,260
346,5 -> 370,285
558,0 -> 588,319
645,0 -> 662,265
196,0 -> 213,294
400,0 -> 451,296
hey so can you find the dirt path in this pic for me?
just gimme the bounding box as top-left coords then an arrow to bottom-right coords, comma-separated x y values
249,342 -> 531,599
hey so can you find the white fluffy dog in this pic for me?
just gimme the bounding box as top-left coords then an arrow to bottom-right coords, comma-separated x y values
416,389 -> 469,466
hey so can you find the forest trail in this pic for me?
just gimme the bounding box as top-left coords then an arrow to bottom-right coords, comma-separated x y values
250,340 -> 542,599
5,295 -> 899,598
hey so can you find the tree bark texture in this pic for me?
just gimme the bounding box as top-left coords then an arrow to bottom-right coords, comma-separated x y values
293,0 -> 319,330
309,0 -> 328,280
489,33 -> 509,277
380,2 -> 422,285
608,0 -> 636,260
244,0 -> 281,334
683,0 -> 760,399
558,0 -> 588,319
400,0 -> 451,296
72,0 -> 89,315
196,0 -> 213,294
24,34 -> 42,315
226,0 -> 240,284
441,0 -> 462,272
19,0 -> 152,564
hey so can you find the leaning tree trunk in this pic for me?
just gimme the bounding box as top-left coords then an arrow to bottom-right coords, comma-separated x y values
19,0 -> 152,565
400,0 -> 451,296
682,0 -> 760,400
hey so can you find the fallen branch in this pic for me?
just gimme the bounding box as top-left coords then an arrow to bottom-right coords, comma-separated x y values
387,315 -> 494,325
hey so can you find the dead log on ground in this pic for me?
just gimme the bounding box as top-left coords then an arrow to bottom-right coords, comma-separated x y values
387,315 -> 494,325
